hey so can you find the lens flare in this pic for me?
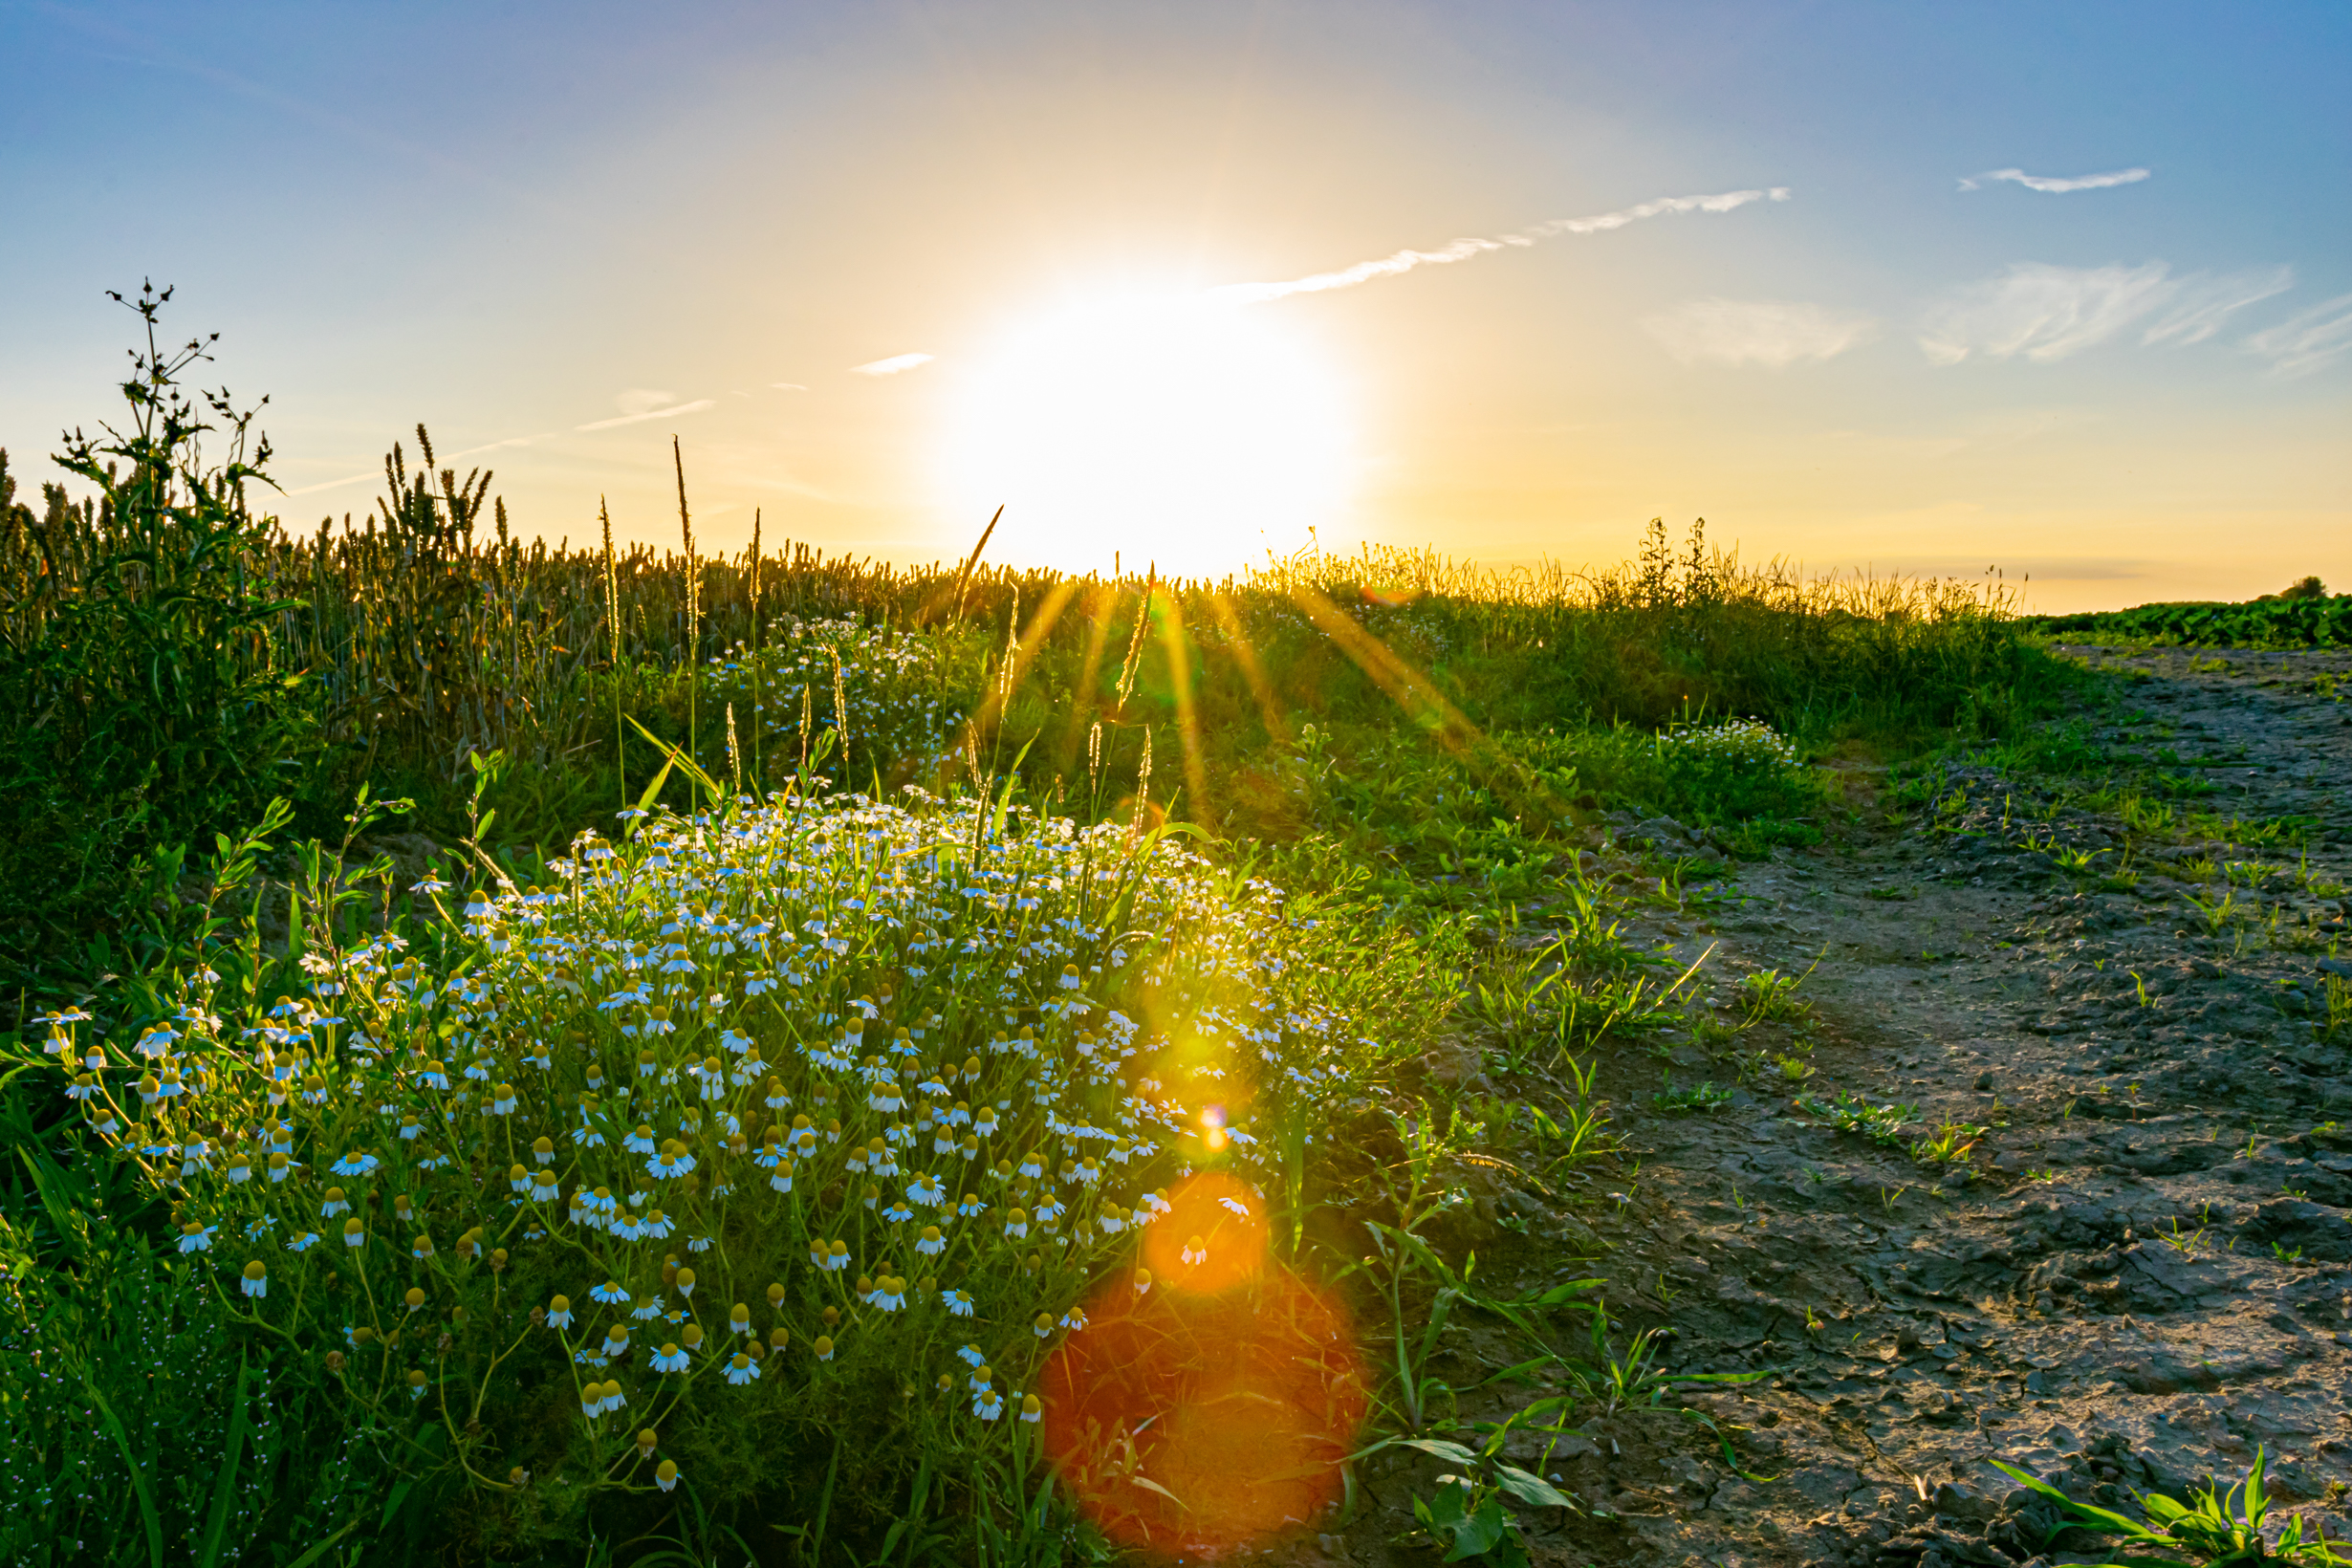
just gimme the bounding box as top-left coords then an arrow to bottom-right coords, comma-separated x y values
1140,1169 -> 1262,1296
1040,1176 -> 1367,1555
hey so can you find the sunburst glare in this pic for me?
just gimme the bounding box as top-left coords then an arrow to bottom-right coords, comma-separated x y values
939,294 -> 1354,578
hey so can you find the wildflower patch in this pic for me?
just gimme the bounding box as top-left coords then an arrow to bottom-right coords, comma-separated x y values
55,788 -> 1392,1537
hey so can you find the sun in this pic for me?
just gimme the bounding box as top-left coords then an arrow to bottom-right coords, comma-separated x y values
939,294 -> 1352,579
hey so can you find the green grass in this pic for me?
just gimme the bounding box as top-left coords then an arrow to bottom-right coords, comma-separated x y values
0,288 -> 2098,1564
1992,1448 -> 2351,1565
2026,591 -> 2352,649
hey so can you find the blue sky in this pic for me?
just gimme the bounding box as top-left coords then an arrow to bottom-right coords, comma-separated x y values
2,1 -> 2345,603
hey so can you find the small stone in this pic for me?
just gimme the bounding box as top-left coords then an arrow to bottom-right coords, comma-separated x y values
1973,1072 -> 1995,1091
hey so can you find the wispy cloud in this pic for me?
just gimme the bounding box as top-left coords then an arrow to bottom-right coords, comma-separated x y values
2246,292 -> 2352,376
1921,262 -> 2289,365
2141,267 -> 2295,345
852,353 -> 935,376
1642,298 -> 1877,367
1922,263 -> 2172,363
1957,166 -> 2150,193
1202,187 -> 1791,307
772,381 -> 809,391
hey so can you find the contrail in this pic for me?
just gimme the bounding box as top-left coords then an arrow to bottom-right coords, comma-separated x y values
577,400 -> 715,431
1203,186 -> 1790,306
852,353 -> 936,376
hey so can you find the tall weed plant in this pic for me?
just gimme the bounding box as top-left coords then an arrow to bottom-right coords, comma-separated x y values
0,286 -> 315,988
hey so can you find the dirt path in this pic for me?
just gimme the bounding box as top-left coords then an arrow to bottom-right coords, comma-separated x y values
1314,646 -> 2352,1568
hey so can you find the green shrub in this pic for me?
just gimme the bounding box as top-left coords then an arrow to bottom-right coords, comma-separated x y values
0,286 -> 316,993
2027,593 -> 2352,648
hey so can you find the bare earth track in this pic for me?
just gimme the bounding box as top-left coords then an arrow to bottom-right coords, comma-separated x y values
1308,645 -> 2352,1568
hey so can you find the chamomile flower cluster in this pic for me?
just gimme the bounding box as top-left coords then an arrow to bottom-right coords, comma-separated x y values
53,786 -> 1375,1495
708,617 -> 963,789
1655,716 -> 1800,776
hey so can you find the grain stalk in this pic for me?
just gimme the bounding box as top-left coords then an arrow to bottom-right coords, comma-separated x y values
747,506 -> 762,793
600,496 -> 624,816
673,435 -> 699,811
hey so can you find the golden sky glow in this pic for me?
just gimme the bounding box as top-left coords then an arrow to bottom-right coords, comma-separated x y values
2,4 -> 2345,608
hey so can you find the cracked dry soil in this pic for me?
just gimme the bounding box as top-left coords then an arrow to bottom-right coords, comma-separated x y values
1295,645 -> 2352,1568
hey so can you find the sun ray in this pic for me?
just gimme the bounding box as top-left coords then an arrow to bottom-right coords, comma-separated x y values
960,577 -> 1080,749
1153,593 -> 1211,821
1281,581 -> 1477,750
1279,578 -> 1573,828
1053,580 -> 1120,781
1202,590 -> 1289,743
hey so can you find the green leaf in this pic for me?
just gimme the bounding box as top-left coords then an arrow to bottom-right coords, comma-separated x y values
1466,1355 -> 1566,1392
1130,1474 -> 1187,1509
1416,1286 -> 1461,1367
1492,1465 -> 1578,1512
627,716 -> 725,814
1527,1278 -> 1606,1306
631,752 -> 677,830
1442,1493 -> 1510,1561
198,1354 -> 252,1568
2242,1448 -> 2269,1528
19,1149 -> 88,1259
278,1518 -> 363,1568
1399,1438 -> 1482,1466
82,1376 -> 163,1568
1489,1531 -> 1534,1568
1986,1459 -> 2164,1542
990,736 -> 1037,839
